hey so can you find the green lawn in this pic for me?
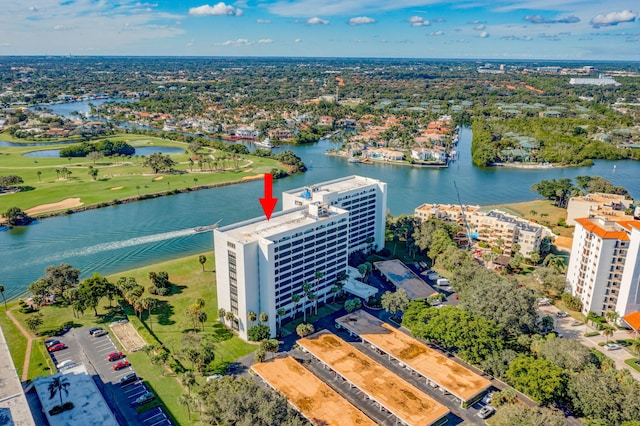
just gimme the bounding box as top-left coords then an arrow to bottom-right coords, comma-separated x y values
0,302 -> 29,378
487,199 -> 573,238
5,252 -> 256,425
624,358 -> 640,373
0,133 -> 286,214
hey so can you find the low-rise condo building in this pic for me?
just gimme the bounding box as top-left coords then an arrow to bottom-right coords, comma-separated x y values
414,204 -> 548,257
566,218 -> 640,317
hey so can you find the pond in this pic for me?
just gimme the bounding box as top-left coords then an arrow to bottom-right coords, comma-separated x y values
22,146 -> 185,158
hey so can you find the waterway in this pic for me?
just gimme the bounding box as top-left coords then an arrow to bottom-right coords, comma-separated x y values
1,124 -> 639,299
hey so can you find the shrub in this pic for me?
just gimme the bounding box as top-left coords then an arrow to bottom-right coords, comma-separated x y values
561,292 -> 582,311
247,324 -> 271,341
584,331 -> 600,337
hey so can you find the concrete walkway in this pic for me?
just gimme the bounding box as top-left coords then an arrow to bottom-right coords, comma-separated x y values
5,307 -> 33,381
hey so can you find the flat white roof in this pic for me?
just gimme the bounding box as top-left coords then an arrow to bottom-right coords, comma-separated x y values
33,365 -> 119,426
217,206 -> 346,244
283,175 -> 381,202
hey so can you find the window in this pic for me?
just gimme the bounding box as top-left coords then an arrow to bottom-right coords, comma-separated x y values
227,241 -> 236,249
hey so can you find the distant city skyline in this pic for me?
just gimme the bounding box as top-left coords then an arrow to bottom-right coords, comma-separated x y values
1,1 -> 638,60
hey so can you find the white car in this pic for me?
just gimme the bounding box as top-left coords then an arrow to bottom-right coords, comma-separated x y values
56,360 -> 75,370
604,343 -> 622,351
477,405 -> 496,419
481,392 -> 493,405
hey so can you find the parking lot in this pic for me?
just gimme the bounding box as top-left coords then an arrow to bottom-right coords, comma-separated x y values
46,327 -> 172,426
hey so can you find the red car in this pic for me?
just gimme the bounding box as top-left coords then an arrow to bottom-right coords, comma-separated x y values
112,360 -> 131,371
48,343 -> 67,352
107,351 -> 124,362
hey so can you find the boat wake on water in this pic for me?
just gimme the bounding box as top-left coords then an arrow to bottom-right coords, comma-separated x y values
40,228 -> 204,263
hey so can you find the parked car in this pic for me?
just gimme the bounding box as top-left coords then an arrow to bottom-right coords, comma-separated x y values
571,320 -> 583,326
56,360 -> 75,370
481,392 -> 493,405
131,391 -> 155,407
477,405 -> 496,419
604,343 -> 622,351
48,343 -> 67,352
119,372 -> 138,386
537,297 -> 551,306
107,351 -> 124,362
93,329 -> 108,337
88,327 -> 104,335
556,312 -> 569,318
45,339 -> 61,348
112,360 -> 131,370
206,374 -> 223,382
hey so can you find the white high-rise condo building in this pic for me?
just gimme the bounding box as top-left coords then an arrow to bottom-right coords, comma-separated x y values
566,218 -> 640,317
282,175 -> 387,254
214,175 -> 387,341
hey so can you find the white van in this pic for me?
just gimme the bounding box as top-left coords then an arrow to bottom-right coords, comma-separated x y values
436,278 -> 450,287
56,360 -> 75,370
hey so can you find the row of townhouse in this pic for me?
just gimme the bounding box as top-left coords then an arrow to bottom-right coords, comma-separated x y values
414,203 -> 550,257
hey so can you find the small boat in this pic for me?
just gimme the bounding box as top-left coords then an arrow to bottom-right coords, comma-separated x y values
347,157 -> 360,163
254,137 -> 273,149
194,222 -> 221,233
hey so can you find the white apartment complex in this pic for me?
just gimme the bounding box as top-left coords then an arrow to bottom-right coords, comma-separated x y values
566,193 -> 634,226
414,204 -> 548,257
215,176 -> 387,341
283,176 -> 387,255
567,218 -> 640,317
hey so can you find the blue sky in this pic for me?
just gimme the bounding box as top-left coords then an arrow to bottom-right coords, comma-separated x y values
1,1 -> 638,60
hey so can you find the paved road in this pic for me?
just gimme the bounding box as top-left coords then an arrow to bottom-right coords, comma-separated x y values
539,305 -> 640,382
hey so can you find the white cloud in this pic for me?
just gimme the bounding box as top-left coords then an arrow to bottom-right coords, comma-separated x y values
408,16 -> 430,27
429,31 -> 444,36
256,19 -> 271,24
590,10 -> 637,27
294,38 -> 302,43
307,17 -> 329,25
186,40 -> 195,47
189,3 -> 243,16
433,18 -> 446,23
219,38 -> 253,46
258,38 -> 273,43
479,31 -> 489,38
28,6 -> 38,12
53,24 -> 69,31
349,16 -> 375,25
474,24 -> 486,30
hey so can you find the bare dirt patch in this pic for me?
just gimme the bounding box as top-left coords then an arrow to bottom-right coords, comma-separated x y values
25,198 -> 83,215
110,321 -> 146,352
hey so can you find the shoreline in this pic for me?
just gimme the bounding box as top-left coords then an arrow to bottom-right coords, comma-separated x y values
3,174 -> 264,223
325,152 -> 449,168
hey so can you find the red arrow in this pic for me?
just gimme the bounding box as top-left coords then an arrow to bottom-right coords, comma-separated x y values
259,173 -> 278,221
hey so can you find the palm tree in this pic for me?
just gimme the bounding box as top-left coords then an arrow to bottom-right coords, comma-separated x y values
48,376 -> 71,407
330,285 -> 339,304
605,311 -> 619,326
218,308 -> 226,323
302,283 -> 312,322
142,297 -> 157,331
631,339 -> 640,356
247,311 -> 257,327
0,283 -> 6,311
37,171 -> 42,182
178,394 -> 195,421
309,292 -> 319,316
180,371 -> 196,395
602,324 -> 616,344
198,255 -> 207,272
225,311 -> 235,327
277,308 -> 286,330
259,312 -> 268,324
291,294 -> 301,319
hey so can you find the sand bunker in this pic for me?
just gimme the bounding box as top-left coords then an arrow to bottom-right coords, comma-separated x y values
110,186 -> 124,190
26,198 -> 83,215
153,176 -> 164,181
